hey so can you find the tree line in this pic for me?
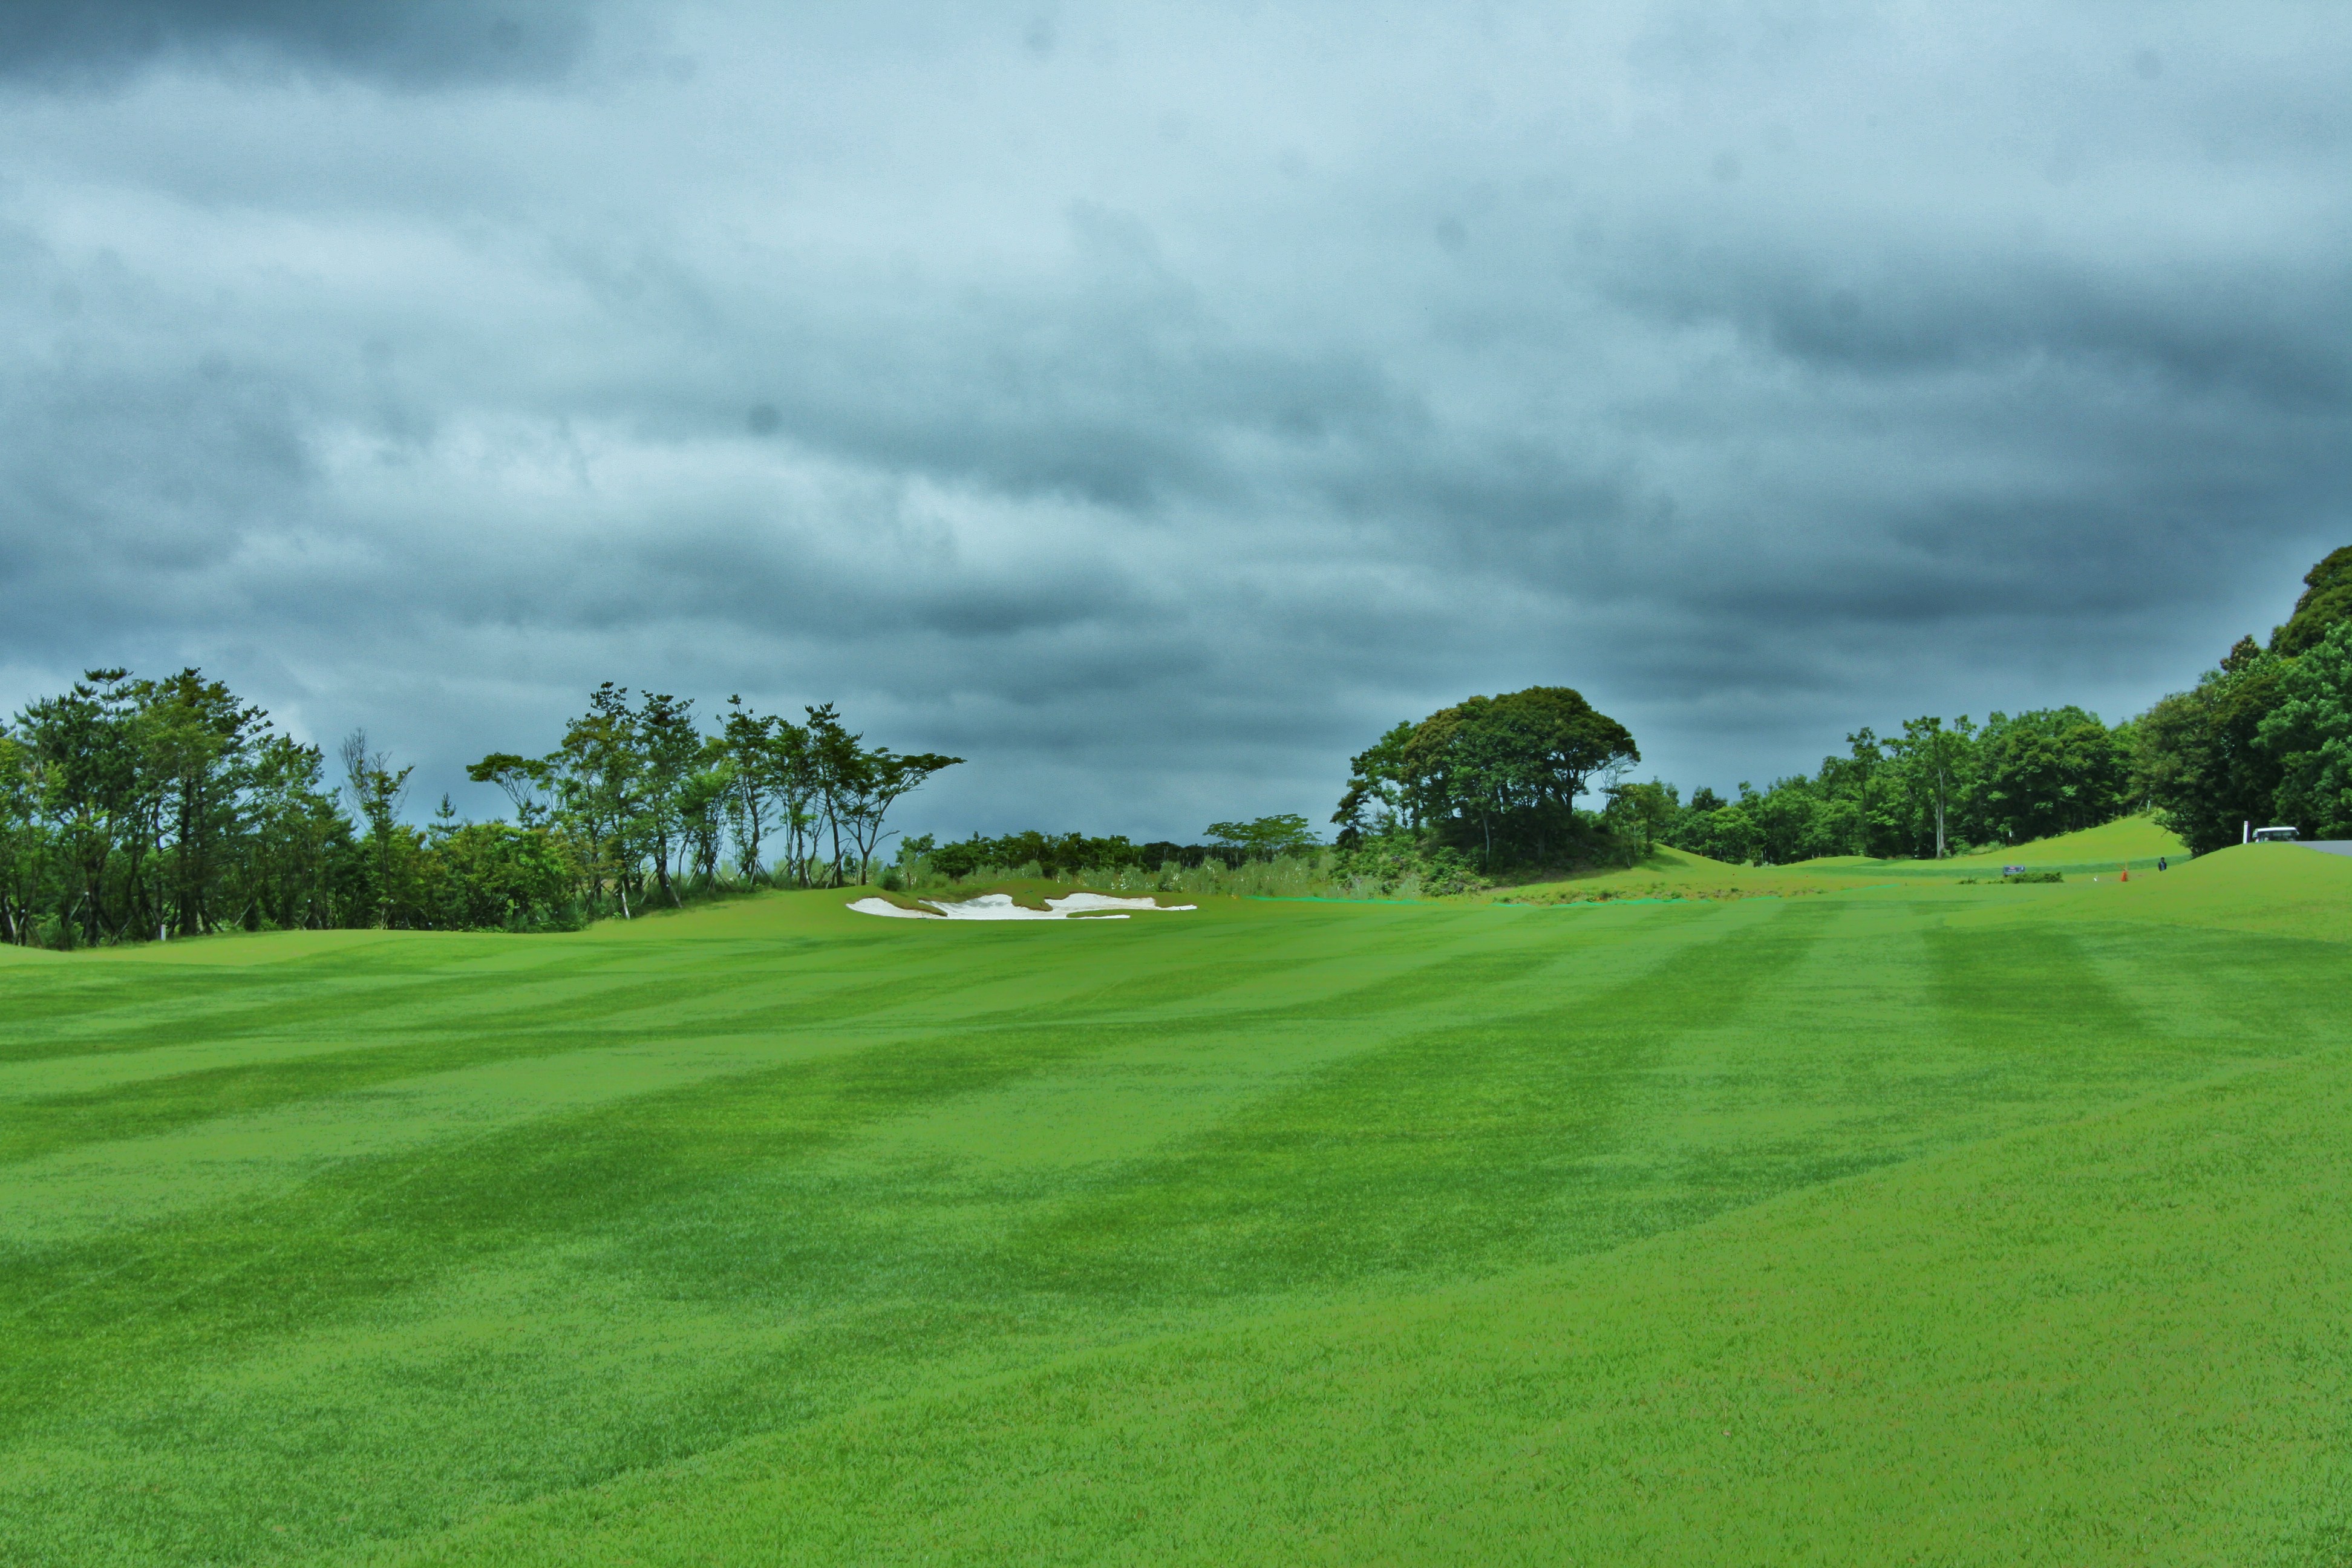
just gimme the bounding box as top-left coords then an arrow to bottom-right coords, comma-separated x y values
0,675 -> 958,947
1624,707 -> 2137,866
8,550 -> 2343,942
1330,547 -> 2352,872
1658,547 -> 2352,863
1331,690 -> 2147,873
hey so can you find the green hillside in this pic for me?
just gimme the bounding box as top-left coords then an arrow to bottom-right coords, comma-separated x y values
1786,812 -> 2190,875
1941,812 -> 2190,865
5,852 -> 2351,1564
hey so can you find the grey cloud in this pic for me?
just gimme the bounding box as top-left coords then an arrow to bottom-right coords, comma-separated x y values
1607,253 -> 2352,408
0,0 -> 595,88
1,0 -> 2347,837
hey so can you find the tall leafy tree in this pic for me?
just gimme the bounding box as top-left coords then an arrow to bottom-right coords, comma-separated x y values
676,737 -> 734,890
2255,619 -> 2352,836
1838,727 -> 1884,856
2269,546 -> 2352,657
1331,722 -> 1418,844
240,735 -> 351,931
1601,782 -> 1677,854
765,716 -> 822,887
2132,638 -> 2288,854
0,724 -> 44,944
719,697 -> 775,880
140,670 -> 264,936
1892,715 -> 1976,859
1339,685 -> 1637,866
553,683 -> 647,916
634,692 -> 701,907
465,752 -> 554,825
1976,707 -> 2128,843
340,730 -> 414,929
19,670 -> 144,944
835,747 -> 964,881
805,704 -> 862,886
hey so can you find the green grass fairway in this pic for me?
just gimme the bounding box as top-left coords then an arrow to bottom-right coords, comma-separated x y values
7,848 -> 2351,1564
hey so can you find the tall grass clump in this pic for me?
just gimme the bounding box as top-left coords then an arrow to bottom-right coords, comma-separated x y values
891,848 -> 1534,902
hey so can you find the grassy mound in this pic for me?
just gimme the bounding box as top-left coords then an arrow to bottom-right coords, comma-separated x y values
4,852 -> 2348,1564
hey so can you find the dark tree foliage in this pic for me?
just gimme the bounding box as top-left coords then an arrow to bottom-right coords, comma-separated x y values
1975,707 -> 2132,844
492,690 -> 961,904
926,831 -> 1143,880
912,822 -> 1304,882
1660,707 -> 2129,866
2269,546 -> 2352,657
1661,547 -> 2350,865
2132,638 -> 2288,854
1,671 -> 961,947
5,668 -> 359,945
1133,841 -> 1246,871
2131,545 -> 2352,850
2255,621 -> 2352,838
1206,815 -> 1319,860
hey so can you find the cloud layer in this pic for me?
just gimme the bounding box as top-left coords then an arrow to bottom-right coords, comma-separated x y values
4,0 -> 2347,837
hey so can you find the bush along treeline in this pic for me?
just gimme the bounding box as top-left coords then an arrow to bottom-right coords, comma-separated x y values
892,815 -> 1328,894
890,812 -> 1511,902
0,673 -> 959,947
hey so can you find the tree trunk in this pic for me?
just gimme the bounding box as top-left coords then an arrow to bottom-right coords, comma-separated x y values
654,829 -> 677,906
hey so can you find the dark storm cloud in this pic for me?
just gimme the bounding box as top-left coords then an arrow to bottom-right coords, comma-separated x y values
0,0 -> 594,88
1607,247 -> 2352,410
1,0 -> 2348,835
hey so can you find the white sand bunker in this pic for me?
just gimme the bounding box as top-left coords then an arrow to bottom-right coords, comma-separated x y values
848,892 -> 1197,921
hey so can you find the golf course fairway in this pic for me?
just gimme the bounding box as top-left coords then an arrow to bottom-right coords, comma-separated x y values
6,844 -> 2351,1564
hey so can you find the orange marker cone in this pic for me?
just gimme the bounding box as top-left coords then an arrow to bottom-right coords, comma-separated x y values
2119,863 -> 2128,883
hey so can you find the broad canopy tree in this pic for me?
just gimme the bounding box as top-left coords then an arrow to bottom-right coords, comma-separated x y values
1974,707 -> 2129,844
1335,685 -> 1638,866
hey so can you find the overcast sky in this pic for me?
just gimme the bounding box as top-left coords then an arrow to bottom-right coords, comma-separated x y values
2,1 -> 2347,839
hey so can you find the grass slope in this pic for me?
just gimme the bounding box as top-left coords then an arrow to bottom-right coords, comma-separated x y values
1938,812 -> 2189,865
4,854 -> 2349,1565
1789,813 -> 2190,875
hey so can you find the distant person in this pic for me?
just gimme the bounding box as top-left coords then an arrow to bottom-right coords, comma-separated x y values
2158,856 -> 2168,871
